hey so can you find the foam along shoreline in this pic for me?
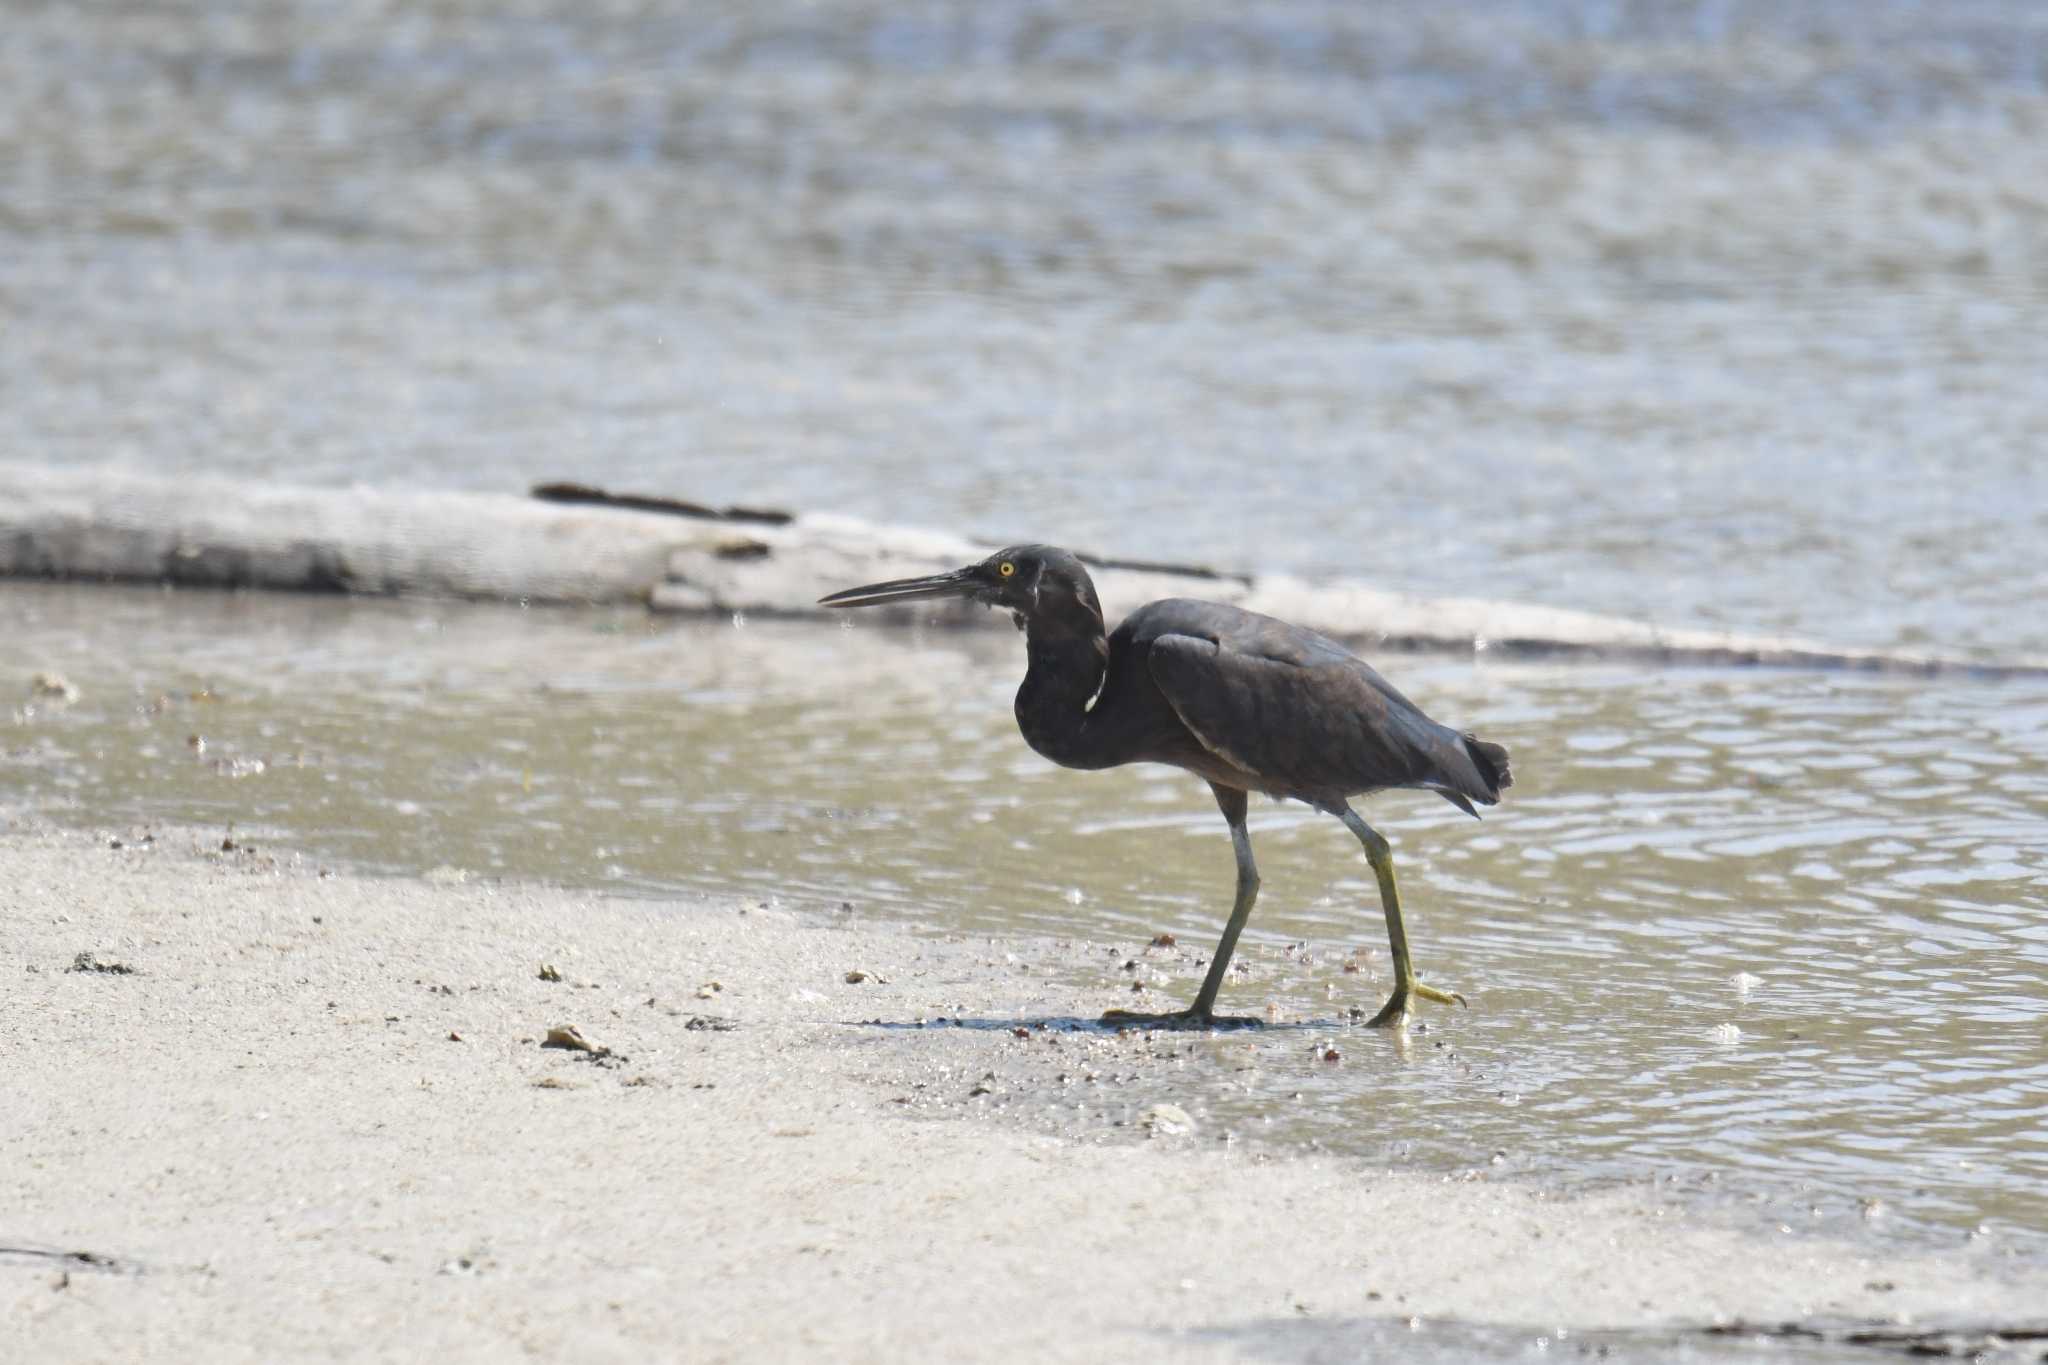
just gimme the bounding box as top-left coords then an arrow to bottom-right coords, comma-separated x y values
4,461 -> 2038,676
5,816 -> 2043,1362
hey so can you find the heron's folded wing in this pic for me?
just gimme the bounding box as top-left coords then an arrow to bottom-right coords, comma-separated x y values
1146,632 -> 1426,799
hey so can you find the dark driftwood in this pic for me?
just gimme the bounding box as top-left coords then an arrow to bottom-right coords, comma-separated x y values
530,481 -> 794,526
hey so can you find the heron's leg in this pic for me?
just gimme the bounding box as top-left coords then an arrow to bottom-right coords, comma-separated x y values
1188,799 -> 1260,1018
1102,784 -> 1262,1029
1336,805 -> 1467,1028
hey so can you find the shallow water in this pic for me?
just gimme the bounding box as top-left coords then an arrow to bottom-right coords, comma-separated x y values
7,585 -> 2045,1252
6,0 -> 2048,1278
6,0 -> 2048,658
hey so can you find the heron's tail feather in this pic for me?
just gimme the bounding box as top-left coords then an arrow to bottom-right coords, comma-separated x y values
1464,737 -> 1512,798
1430,733 -> 1511,818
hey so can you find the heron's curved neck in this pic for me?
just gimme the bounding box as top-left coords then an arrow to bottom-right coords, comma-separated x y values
1014,612 -> 1108,768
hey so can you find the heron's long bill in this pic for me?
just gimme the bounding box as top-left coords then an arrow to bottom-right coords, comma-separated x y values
817,567 -> 977,609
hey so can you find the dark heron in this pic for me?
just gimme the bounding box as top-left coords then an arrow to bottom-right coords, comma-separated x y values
819,545 -> 1512,1029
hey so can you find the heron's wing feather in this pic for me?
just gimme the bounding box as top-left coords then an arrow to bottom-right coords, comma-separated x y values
1146,631 -> 1433,799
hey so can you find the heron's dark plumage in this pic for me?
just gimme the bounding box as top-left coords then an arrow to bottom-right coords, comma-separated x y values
1131,599 -> 1509,814
968,548 -> 1510,817
819,543 -> 1512,1027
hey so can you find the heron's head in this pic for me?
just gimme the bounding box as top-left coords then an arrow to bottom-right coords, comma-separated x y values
819,544 -> 1102,631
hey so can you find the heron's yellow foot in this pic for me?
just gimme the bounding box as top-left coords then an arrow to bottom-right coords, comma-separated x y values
1363,982 -> 1468,1029
1100,1006 -> 1262,1031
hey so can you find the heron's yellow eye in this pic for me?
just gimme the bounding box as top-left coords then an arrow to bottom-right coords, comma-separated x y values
998,561 -> 1016,578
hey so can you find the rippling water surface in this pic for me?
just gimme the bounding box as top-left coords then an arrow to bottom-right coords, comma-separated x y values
7,586 -> 2045,1249
6,0 -> 2048,656
5,0 -> 2047,1271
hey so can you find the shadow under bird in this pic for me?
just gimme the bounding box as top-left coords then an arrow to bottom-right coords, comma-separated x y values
819,546 -> 1512,1028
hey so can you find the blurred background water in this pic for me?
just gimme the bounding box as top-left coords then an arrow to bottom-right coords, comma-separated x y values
3,0 -> 2046,1254
4,0 -> 2047,655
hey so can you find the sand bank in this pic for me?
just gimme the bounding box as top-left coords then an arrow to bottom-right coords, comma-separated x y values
5,818 -> 2042,1361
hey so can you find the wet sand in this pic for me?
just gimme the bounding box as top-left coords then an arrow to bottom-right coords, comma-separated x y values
4,816 -> 2042,1362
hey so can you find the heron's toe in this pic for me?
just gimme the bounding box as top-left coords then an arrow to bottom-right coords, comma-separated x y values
1363,982 -> 1466,1028
1362,993 -> 1410,1029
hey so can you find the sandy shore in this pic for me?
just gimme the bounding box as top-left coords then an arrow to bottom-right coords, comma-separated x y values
4,817 -> 2042,1362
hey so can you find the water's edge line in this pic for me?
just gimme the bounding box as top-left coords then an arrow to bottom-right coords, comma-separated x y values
2,463 -> 2037,677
